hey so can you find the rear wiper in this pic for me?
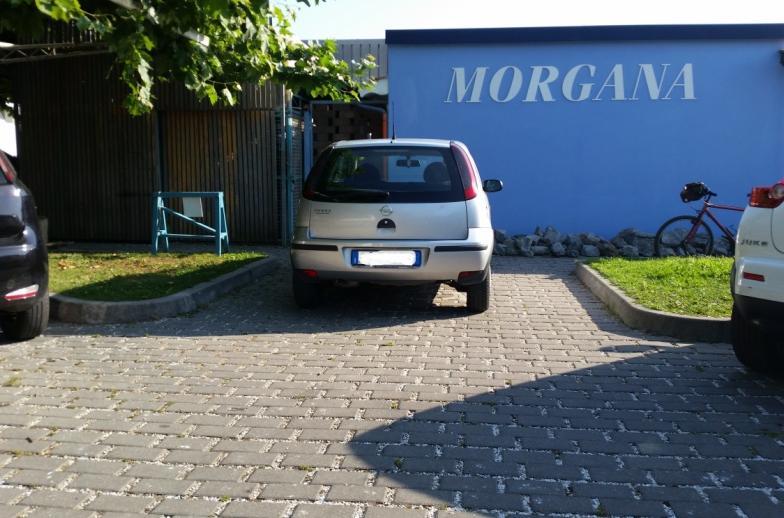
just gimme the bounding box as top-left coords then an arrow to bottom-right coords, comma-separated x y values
309,190 -> 340,202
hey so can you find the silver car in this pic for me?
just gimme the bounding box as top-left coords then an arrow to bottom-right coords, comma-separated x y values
290,139 -> 502,312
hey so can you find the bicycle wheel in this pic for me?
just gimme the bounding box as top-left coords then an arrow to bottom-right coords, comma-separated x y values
654,215 -> 714,257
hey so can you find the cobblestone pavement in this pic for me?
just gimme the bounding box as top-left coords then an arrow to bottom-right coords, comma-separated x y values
0,254 -> 783,517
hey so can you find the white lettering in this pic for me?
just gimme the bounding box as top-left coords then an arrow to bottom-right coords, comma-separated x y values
593,64 -> 626,101
444,63 -> 696,104
524,66 -> 559,102
664,63 -> 696,100
562,64 -> 596,102
445,67 -> 487,103
631,64 -> 670,100
489,66 -> 523,102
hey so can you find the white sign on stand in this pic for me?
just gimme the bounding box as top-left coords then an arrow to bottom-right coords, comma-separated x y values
183,197 -> 204,218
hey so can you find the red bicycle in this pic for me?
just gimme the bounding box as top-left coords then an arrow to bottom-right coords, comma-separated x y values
654,182 -> 745,257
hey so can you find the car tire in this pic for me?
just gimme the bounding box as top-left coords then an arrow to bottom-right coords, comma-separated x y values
466,267 -> 490,313
0,294 -> 49,341
293,274 -> 321,309
731,303 -> 779,374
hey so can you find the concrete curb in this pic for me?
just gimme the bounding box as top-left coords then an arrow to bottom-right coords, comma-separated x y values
575,262 -> 731,343
50,258 -> 279,324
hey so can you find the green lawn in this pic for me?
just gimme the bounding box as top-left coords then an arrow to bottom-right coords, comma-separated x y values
589,257 -> 733,318
50,252 -> 265,302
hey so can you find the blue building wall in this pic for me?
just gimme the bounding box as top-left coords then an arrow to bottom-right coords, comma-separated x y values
387,26 -> 784,236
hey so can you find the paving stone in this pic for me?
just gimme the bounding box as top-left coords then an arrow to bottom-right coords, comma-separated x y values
669,501 -> 740,518
6,469 -> 71,487
163,450 -> 222,465
104,446 -> 164,462
25,509 -> 95,518
68,474 -> 133,492
291,503 -> 359,518
86,494 -> 156,513
462,492 -> 525,511
261,483 -> 321,500
21,489 -> 89,509
195,481 -> 258,498
395,488 -> 454,506
365,508 -> 429,518
128,478 -> 194,496
7,456 -> 67,472
221,501 -> 288,517
529,495 -> 595,514
124,463 -> 185,479
326,485 -> 386,503
599,497 -> 669,517
0,488 -> 25,504
220,452 -> 277,466
247,468 -> 306,484
311,470 -> 368,486
65,459 -> 125,475
153,498 -> 219,516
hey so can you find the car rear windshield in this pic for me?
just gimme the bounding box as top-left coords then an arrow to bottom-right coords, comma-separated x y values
304,146 -> 464,203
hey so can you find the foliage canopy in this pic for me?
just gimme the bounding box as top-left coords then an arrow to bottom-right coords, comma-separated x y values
0,0 -> 375,114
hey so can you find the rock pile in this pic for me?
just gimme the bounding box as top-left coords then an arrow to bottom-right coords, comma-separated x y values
493,226 -> 658,258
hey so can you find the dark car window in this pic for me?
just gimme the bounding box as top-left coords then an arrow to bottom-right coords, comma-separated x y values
305,146 -> 464,203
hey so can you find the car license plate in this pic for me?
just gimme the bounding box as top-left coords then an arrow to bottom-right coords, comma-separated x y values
352,250 -> 421,267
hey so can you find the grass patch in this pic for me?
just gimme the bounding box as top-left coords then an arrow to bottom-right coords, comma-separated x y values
589,256 -> 733,318
50,251 -> 265,302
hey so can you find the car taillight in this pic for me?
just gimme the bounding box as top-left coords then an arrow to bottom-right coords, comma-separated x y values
451,143 -> 479,200
749,181 -> 784,209
4,284 -> 38,301
0,153 -> 16,183
742,272 -> 765,282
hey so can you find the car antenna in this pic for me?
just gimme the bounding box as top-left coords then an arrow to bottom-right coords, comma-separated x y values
390,102 -> 396,142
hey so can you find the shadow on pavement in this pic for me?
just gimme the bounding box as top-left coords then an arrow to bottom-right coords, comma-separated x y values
349,345 -> 784,516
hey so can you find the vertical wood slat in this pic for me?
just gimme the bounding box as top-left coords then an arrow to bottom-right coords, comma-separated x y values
10,54 -> 156,242
161,110 -> 279,242
10,54 -> 284,244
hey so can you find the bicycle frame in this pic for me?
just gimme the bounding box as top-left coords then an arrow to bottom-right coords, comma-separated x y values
687,195 -> 745,242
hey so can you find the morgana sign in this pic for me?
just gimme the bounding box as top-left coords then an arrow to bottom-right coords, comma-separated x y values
445,64 -> 696,103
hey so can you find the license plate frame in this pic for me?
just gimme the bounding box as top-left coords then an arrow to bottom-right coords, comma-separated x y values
351,249 -> 422,268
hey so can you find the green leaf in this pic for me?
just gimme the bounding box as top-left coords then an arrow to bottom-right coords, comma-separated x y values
204,84 -> 219,104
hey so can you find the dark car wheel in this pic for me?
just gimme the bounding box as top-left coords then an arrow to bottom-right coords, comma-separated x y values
466,267 -> 490,313
731,303 -> 781,374
0,294 -> 49,341
293,274 -> 321,309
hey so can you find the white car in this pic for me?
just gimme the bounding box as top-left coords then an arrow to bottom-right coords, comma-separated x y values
290,139 -> 503,312
731,179 -> 784,372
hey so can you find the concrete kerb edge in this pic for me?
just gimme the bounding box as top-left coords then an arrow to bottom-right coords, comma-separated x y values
50,257 -> 279,324
575,261 -> 731,343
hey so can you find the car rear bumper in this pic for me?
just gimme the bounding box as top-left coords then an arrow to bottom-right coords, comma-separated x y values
0,243 -> 48,313
733,256 -> 784,306
290,227 -> 494,283
734,293 -> 784,324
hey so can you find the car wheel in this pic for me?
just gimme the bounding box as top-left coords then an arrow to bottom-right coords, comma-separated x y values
0,294 -> 49,341
466,267 -> 490,313
731,303 -> 780,374
292,274 -> 321,309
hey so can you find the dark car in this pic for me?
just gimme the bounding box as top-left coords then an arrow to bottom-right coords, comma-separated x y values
0,150 -> 48,341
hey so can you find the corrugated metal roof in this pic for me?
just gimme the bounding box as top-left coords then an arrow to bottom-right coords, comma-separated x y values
334,39 -> 387,80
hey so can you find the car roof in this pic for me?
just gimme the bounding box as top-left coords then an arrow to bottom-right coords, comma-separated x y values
332,138 -> 456,149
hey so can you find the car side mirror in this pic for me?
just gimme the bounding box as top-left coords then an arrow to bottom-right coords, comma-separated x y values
483,179 -> 503,193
